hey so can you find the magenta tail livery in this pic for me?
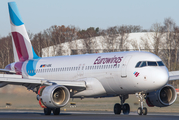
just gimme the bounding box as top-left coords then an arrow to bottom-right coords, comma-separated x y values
8,2 -> 39,62
0,1 -> 179,116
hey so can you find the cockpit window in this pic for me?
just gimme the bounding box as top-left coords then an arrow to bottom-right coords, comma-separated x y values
157,61 -> 164,66
140,61 -> 147,67
135,61 -> 165,68
147,61 -> 157,66
135,61 -> 142,68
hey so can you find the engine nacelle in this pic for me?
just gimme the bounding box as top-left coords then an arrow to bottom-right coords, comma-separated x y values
40,85 -> 70,108
146,84 -> 177,107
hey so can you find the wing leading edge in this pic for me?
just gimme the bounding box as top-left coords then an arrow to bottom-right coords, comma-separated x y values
169,71 -> 179,81
0,74 -> 86,90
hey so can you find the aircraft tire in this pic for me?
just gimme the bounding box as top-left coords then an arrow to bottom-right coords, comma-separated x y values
44,108 -> 51,115
114,103 -> 121,114
53,108 -> 60,115
123,103 -> 130,115
142,107 -> 147,115
137,107 -> 142,115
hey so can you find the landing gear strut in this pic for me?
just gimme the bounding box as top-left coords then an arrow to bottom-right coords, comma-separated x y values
44,108 -> 61,115
136,93 -> 147,115
114,95 -> 130,115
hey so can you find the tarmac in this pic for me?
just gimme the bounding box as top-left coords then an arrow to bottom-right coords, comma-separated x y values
0,110 -> 179,120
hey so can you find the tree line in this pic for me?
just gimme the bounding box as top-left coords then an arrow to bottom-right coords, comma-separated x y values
0,17 -> 179,72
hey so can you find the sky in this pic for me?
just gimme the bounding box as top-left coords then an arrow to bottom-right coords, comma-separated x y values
0,0 -> 179,37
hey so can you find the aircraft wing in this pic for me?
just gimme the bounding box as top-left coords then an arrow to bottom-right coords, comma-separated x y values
0,74 -> 86,91
169,71 -> 179,81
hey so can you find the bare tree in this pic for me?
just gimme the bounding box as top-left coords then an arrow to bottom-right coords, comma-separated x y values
66,25 -> 78,55
150,23 -> 164,56
27,30 -> 34,40
32,32 -> 44,57
163,18 -> 176,70
130,39 -> 139,50
42,30 -> 52,57
117,25 -> 130,51
172,26 -> 179,70
0,50 -> 6,68
0,34 -> 13,68
107,26 -> 119,52
100,25 -> 130,52
127,25 -> 142,33
140,35 -> 152,52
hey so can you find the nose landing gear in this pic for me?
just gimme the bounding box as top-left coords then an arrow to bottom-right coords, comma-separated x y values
114,95 -> 130,115
136,93 -> 147,115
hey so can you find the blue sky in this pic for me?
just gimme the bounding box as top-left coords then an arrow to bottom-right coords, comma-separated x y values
0,0 -> 179,37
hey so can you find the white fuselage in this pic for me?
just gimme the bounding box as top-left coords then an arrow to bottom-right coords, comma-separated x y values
21,51 -> 169,97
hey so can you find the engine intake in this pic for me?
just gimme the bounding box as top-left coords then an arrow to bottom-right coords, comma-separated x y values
146,84 -> 177,107
39,85 -> 70,108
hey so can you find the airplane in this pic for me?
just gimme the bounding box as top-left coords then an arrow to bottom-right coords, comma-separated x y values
0,1 -> 179,116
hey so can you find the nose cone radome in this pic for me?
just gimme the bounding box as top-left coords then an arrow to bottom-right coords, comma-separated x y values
154,67 -> 169,88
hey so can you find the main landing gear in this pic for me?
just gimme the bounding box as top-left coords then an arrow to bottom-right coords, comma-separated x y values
44,108 -> 60,115
136,93 -> 147,115
114,95 -> 130,115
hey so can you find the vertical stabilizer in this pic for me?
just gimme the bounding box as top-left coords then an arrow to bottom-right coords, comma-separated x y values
8,2 -> 39,62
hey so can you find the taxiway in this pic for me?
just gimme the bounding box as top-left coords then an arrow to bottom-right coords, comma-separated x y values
0,110 -> 178,120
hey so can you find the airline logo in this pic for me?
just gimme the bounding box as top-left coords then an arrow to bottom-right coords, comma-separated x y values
133,71 -> 140,77
94,56 -> 123,66
40,64 -> 52,68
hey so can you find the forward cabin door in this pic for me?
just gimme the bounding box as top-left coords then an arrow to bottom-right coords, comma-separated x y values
121,56 -> 132,78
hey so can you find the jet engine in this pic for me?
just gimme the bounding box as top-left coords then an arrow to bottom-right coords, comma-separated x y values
146,84 -> 177,107
38,85 -> 70,108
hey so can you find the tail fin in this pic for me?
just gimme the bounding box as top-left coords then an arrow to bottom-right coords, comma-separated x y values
8,2 -> 39,62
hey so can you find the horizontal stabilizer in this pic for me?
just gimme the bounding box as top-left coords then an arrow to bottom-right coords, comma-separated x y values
0,69 -> 16,74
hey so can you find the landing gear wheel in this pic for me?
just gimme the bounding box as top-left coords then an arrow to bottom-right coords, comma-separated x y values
136,93 -> 148,115
137,107 -> 142,115
53,108 -> 60,115
114,103 -> 121,114
142,107 -> 147,115
44,108 -> 51,115
123,103 -> 130,115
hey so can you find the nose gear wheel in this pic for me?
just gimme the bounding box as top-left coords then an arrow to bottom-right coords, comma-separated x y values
136,93 -> 148,115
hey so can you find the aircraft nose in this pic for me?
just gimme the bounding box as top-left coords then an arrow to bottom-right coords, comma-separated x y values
154,67 -> 169,88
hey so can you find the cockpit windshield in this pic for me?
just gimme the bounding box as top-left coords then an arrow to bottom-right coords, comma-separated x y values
135,61 -> 142,67
157,61 -> 164,66
140,61 -> 147,67
135,61 -> 164,68
147,61 -> 157,66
